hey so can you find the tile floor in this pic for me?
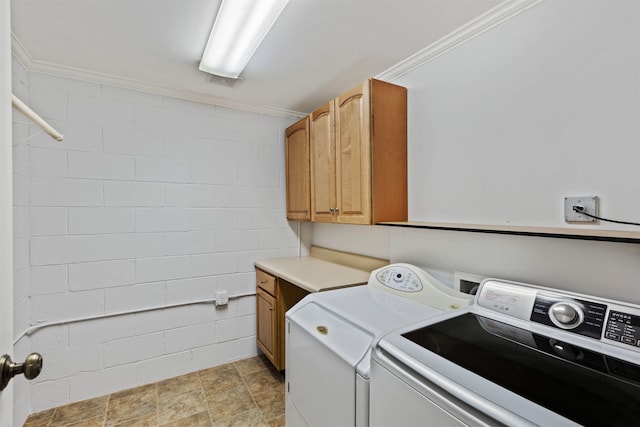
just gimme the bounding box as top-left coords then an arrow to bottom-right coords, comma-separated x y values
23,355 -> 285,427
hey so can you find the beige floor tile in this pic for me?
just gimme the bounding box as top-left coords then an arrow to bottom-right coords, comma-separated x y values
23,356 -> 286,427
266,414 -> 285,427
253,388 -> 285,421
110,413 -> 158,427
49,396 -> 109,426
158,388 -> 208,425
233,355 -> 271,377
200,367 -> 244,395
111,384 -> 156,400
211,408 -> 267,427
105,386 -> 157,426
207,385 -> 258,421
157,372 -> 200,399
242,368 -> 284,397
159,411 -> 212,427
22,408 -> 55,427
63,416 -> 105,427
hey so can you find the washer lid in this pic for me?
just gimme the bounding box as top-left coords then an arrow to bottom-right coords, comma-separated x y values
397,312 -> 640,426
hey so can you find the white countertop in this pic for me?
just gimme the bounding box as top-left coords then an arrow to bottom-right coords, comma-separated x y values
254,256 -> 371,293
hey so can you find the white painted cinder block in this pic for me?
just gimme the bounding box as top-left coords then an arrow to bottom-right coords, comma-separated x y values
191,252 -> 239,277
164,322 -> 216,353
26,88 -> 67,121
31,290 -> 105,323
189,208 -> 238,231
216,185 -> 261,208
30,177 -> 103,207
13,206 -> 28,238
13,237 -> 29,273
104,282 -> 167,313
67,93 -> 135,128
31,235 -> 105,265
68,151 -> 135,181
135,207 -> 191,233
163,231 -> 216,256
37,344 -> 103,381
29,324 -> 69,353
216,230 -> 260,252
69,315 -> 135,347
30,265 -> 68,296
192,115 -> 236,140
216,141 -> 259,165
135,156 -> 190,183
12,143 -> 28,174
103,332 -> 165,367
12,172 -> 28,206
30,378 -> 71,412
69,364 -> 137,403
69,260 -> 136,290
190,159 -> 238,185
135,105 -> 193,135
135,351 -> 193,386
164,183 -> 215,207
69,207 -> 136,235
103,127 -> 165,157
165,135 -> 217,161
237,208 -> 279,230
164,276 -> 218,304
30,207 -> 67,236
135,255 -> 192,283
216,314 -> 256,343
104,181 -> 165,207
28,119 -> 103,153
135,305 -> 200,335
102,85 -> 163,107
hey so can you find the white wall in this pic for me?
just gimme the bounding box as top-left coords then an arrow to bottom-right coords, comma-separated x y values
13,69 -> 300,415
313,1 -> 640,304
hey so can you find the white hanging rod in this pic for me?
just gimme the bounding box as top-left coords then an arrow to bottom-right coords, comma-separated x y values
11,94 -> 64,141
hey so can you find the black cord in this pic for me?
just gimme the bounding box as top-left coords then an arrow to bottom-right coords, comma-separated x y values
572,206 -> 640,227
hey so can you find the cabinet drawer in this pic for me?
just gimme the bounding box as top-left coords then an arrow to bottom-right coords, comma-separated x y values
256,269 -> 276,295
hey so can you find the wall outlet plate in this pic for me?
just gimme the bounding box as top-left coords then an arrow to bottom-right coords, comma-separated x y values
564,196 -> 598,223
215,291 -> 229,306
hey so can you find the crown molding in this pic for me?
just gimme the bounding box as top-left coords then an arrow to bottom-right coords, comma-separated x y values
376,0 -> 544,82
10,33 -> 304,119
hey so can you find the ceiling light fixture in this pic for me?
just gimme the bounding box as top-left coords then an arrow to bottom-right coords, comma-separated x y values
199,0 -> 290,79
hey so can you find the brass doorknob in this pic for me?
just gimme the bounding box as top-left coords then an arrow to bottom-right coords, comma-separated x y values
0,353 -> 43,390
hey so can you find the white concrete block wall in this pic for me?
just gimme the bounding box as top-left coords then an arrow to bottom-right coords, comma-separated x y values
15,70 -> 300,413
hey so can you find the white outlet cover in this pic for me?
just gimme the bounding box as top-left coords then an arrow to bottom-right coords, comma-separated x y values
564,196 -> 598,223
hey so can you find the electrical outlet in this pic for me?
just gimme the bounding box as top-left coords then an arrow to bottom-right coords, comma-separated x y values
564,196 -> 598,223
215,291 -> 228,306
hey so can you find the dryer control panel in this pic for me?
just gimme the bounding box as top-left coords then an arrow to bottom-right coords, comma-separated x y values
368,264 -> 474,311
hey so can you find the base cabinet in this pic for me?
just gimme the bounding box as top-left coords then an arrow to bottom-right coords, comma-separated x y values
256,268 -> 309,370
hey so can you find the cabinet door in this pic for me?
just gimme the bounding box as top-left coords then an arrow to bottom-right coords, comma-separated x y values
310,101 -> 337,222
285,117 -> 311,221
256,287 -> 277,367
335,81 -> 371,224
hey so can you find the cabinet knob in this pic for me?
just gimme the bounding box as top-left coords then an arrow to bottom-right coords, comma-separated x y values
329,208 -> 335,213
260,279 -> 266,284
304,209 -> 308,213
269,306 -> 273,311
334,208 -> 339,213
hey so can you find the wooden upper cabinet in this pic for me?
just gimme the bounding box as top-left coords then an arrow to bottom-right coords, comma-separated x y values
285,117 -> 311,221
310,102 -> 337,222
310,78 -> 407,225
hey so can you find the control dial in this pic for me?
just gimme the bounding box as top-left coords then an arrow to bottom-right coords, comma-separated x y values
549,301 -> 584,330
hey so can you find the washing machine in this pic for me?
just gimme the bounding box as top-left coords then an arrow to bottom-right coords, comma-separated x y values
284,263 -> 474,427
370,278 -> 640,427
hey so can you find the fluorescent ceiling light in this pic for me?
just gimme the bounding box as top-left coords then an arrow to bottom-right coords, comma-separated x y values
199,0 -> 290,79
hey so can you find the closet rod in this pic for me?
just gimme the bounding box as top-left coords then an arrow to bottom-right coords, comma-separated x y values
11,94 -> 64,141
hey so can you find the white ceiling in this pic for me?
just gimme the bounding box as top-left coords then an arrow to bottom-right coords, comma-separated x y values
11,0 -> 502,116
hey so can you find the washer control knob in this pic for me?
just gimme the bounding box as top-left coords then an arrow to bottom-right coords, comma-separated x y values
549,302 -> 583,329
